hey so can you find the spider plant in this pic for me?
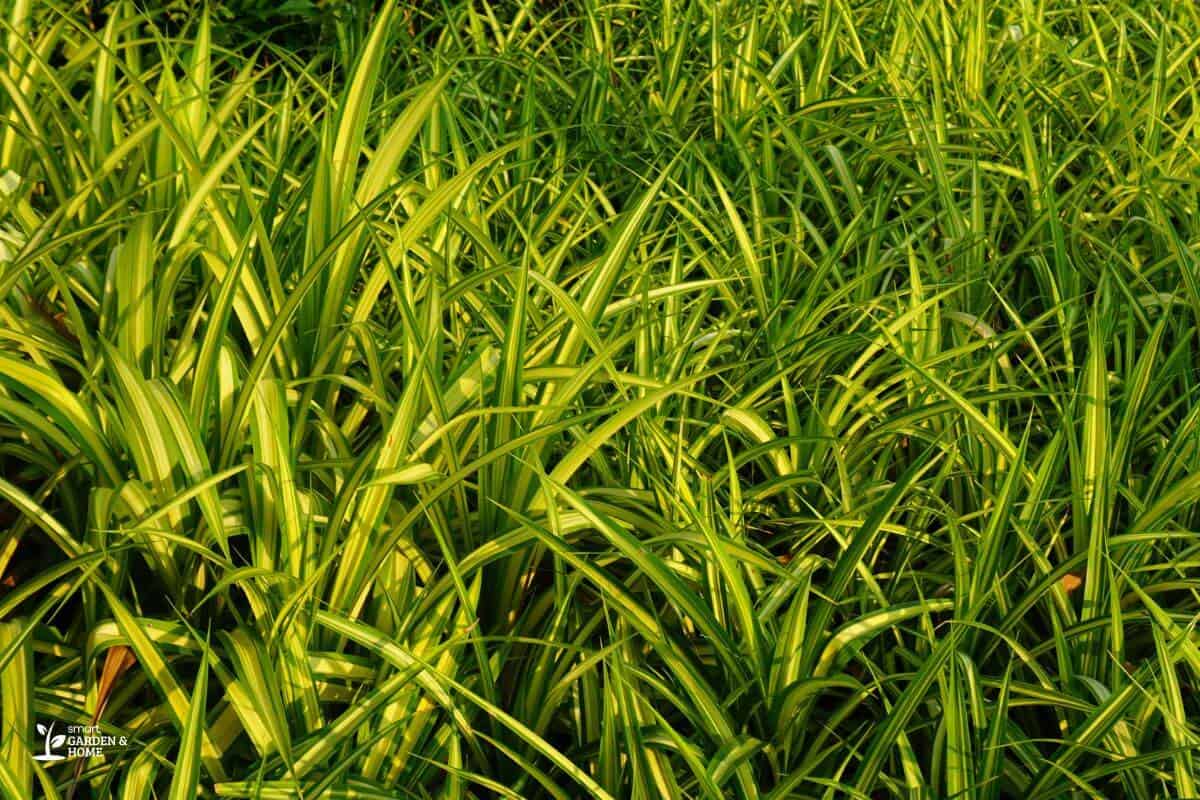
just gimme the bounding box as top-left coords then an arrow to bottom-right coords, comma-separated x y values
1,0 -> 1200,798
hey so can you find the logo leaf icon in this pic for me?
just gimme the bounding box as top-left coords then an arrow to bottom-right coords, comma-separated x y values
50,735 -> 65,748
36,724 -> 46,735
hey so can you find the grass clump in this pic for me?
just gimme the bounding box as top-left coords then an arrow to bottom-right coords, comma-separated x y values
2,0 -> 1200,797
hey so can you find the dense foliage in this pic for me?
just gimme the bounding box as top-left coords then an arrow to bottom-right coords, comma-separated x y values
2,0 -> 1200,797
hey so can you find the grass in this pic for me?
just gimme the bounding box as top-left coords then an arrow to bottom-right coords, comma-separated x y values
1,0 -> 1200,797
